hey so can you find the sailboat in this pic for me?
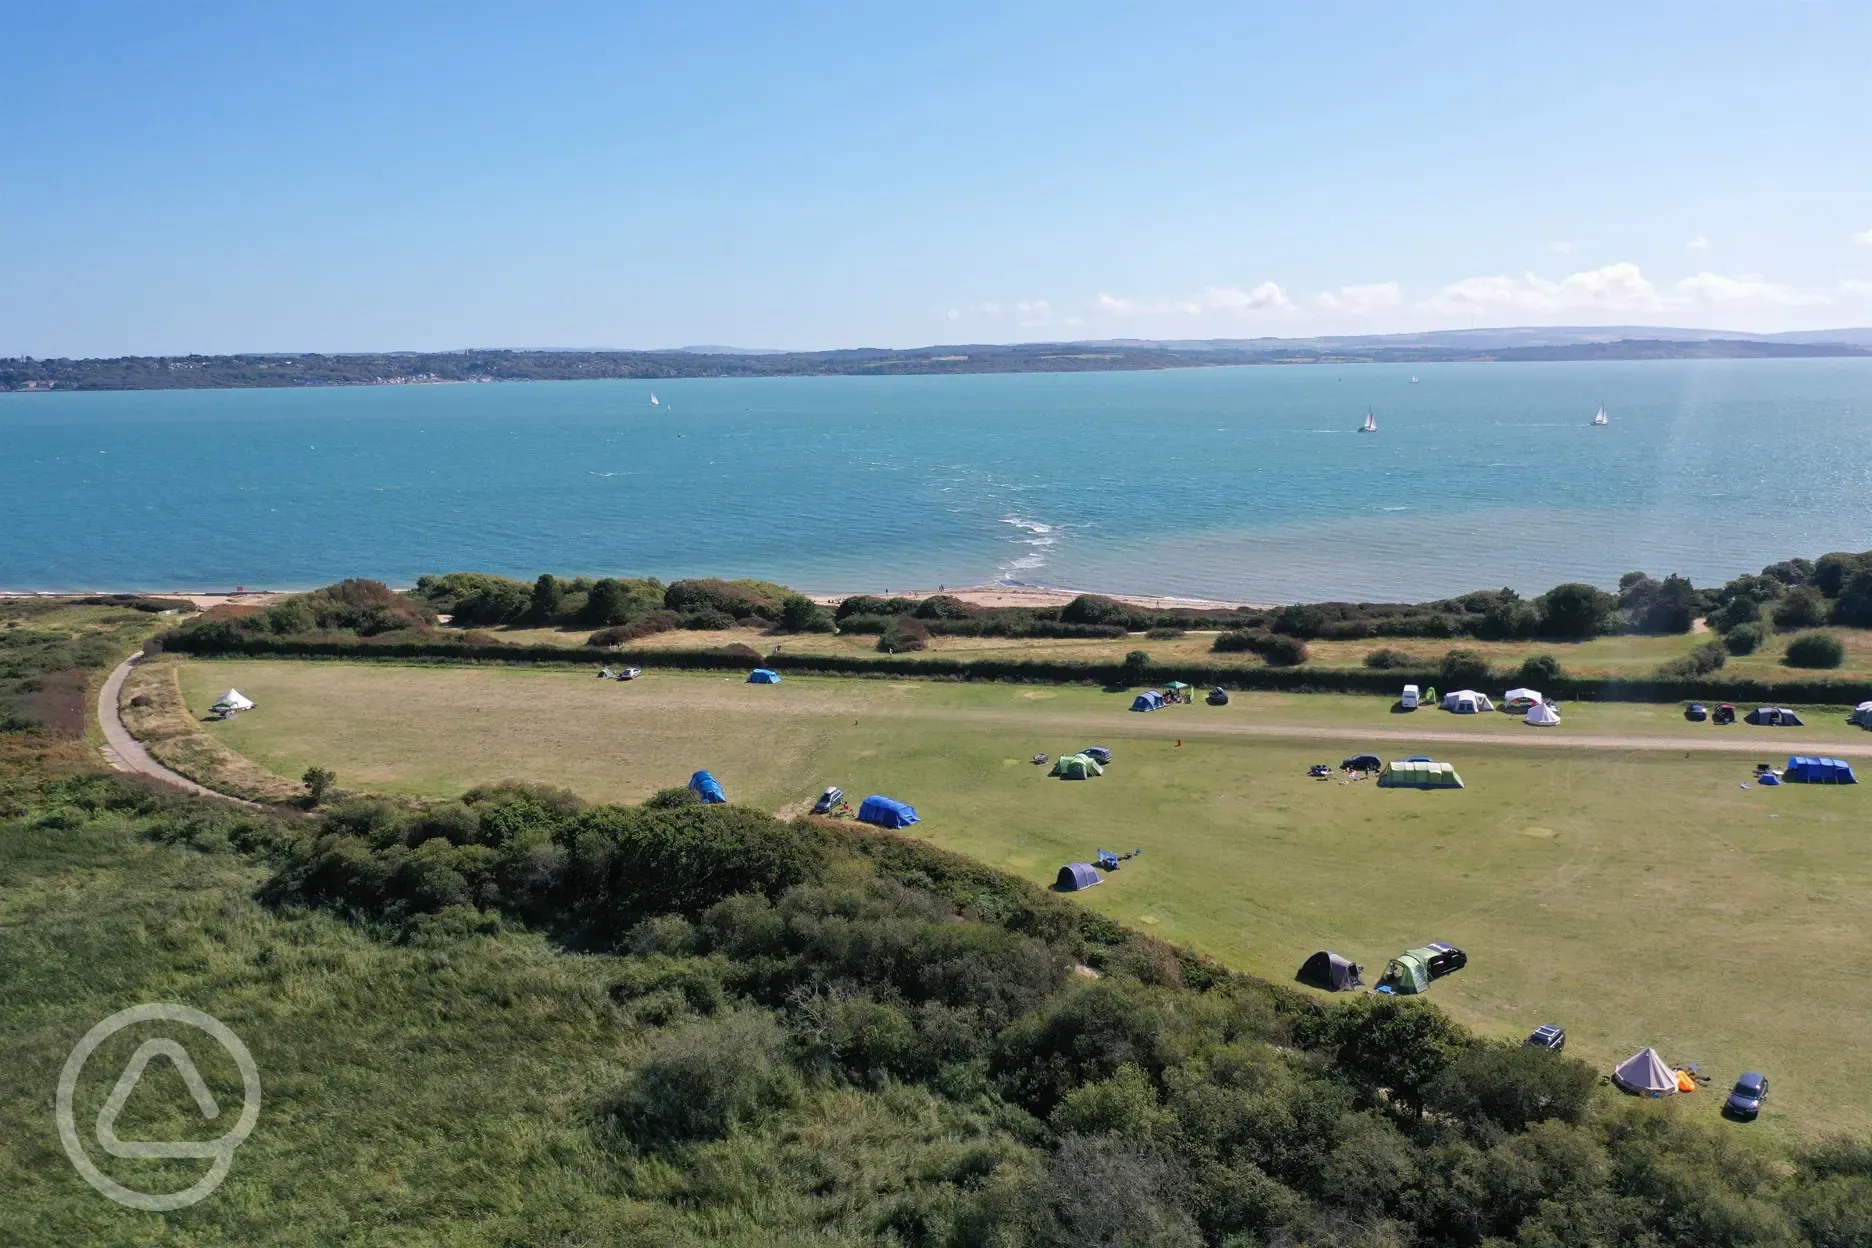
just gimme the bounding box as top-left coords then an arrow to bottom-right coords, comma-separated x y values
1591,403 -> 1608,428
1359,408 -> 1377,434
1409,375 -> 1420,384
649,393 -> 660,406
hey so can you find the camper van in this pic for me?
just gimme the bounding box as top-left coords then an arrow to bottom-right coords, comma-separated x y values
1400,684 -> 1420,710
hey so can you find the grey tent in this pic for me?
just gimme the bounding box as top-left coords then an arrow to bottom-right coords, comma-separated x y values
1745,706 -> 1803,726
1055,863 -> 1101,891
1297,950 -> 1363,991
1613,1047 -> 1680,1097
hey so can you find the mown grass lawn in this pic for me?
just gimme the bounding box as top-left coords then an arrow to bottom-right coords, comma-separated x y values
177,660 -> 1872,1143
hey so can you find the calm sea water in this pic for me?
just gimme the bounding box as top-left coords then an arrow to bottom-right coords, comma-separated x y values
3,359 -> 1870,603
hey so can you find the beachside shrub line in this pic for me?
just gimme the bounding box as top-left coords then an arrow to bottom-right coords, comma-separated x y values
158,630 -> 1872,705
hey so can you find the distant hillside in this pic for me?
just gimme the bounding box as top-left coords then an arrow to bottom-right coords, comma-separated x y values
4,330 -> 1869,392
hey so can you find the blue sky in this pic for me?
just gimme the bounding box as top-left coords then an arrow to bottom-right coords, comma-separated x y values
3,1 -> 1870,355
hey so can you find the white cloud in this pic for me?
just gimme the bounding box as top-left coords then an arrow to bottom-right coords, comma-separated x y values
1851,227 -> 1872,246
1094,282 -> 1292,319
945,307 -> 960,320
1836,279 -> 1872,298
1417,262 -> 1664,316
1313,282 -> 1402,315
1547,241 -> 1575,256
1686,235 -> 1709,251
1015,299 -> 1052,326
1675,271 -> 1824,306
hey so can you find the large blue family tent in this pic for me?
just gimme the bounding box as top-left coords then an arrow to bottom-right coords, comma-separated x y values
688,770 -> 727,803
748,668 -> 782,684
1055,863 -> 1101,891
857,794 -> 920,828
1786,756 -> 1858,784
1131,690 -> 1166,712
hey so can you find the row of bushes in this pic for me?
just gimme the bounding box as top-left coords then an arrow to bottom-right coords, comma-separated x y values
158,629 -> 1872,706
409,573 -> 836,634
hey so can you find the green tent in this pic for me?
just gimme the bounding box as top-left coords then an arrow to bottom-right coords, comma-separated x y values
1378,759 -> 1464,789
1050,752 -> 1104,779
1381,952 -> 1431,994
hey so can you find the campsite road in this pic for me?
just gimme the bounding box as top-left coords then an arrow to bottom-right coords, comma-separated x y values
910,706 -> 1872,757
98,654 -> 262,807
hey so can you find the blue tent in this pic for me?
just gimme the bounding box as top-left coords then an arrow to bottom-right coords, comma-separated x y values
688,770 -> 727,803
858,794 -> 919,828
1786,756 -> 1858,784
1131,690 -> 1166,712
1055,862 -> 1101,891
748,668 -> 781,684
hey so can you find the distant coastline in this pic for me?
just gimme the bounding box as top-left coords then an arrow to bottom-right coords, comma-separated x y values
5,329 -> 1870,393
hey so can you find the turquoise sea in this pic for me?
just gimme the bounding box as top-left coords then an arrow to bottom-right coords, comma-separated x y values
3,359 -> 1870,603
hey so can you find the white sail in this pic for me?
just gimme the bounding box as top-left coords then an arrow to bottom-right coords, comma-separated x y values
650,393 -> 660,406
1592,404 -> 1608,427
1360,408 -> 1377,433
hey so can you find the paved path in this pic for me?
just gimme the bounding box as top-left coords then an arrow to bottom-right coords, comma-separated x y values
97,654 -> 261,807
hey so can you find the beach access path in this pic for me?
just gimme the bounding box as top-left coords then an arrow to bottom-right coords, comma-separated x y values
97,653 -> 261,807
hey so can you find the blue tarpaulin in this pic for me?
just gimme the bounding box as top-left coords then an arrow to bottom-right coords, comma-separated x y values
1130,690 -> 1165,712
1055,863 -> 1101,891
1785,756 -> 1857,784
688,770 -> 727,803
858,794 -> 919,828
748,668 -> 781,684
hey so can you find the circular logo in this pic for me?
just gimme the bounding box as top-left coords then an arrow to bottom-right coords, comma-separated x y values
56,1003 -> 262,1211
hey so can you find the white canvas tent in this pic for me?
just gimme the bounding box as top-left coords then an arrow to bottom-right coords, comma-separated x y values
211,689 -> 255,712
1612,1047 -> 1678,1096
1441,689 -> 1494,714
1525,701 -> 1561,726
1503,687 -> 1544,710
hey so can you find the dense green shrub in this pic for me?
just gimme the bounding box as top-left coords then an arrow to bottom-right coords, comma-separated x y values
1440,648 -> 1493,687
412,572 -> 532,625
1773,586 -> 1830,630
1656,639 -> 1728,679
1619,572 -> 1704,634
1516,654 -> 1564,685
1723,621 -> 1765,655
599,1011 -> 799,1149
1145,626 -> 1186,640
1814,551 -> 1871,598
1363,647 -> 1414,669
1785,632 -> 1846,669
911,594 -> 976,620
779,595 -> 834,632
679,607 -> 737,630
1831,568 -> 1872,628
664,578 -> 793,622
1122,649 -> 1151,677
878,616 -> 930,653
1425,1042 -> 1598,1131
1536,582 -> 1619,639
1060,594 -> 1136,627
1213,631 -> 1306,664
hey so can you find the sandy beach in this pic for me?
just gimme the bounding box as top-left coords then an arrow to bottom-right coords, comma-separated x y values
0,589 -> 292,610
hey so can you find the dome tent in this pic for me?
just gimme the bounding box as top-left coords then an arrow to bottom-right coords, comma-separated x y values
1049,752 -> 1104,779
687,770 -> 727,803
1525,701 -> 1561,727
1130,690 -> 1166,712
1503,687 -> 1544,711
1297,950 -> 1363,991
1055,862 -> 1101,891
1613,1047 -> 1679,1097
747,668 -> 782,684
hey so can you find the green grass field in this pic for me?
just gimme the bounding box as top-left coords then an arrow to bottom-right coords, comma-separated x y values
173,659 -> 1872,1143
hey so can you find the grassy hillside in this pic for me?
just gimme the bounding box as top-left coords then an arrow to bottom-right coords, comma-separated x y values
173,660 -> 1872,1142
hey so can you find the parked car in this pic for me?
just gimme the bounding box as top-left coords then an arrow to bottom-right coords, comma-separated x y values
1342,753 -> 1383,773
1082,746 -> 1113,765
1524,1024 -> 1567,1053
1685,703 -> 1708,722
811,786 -> 845,815
1713,703 -> 1737,725
1207,686 -> 1229,706
1725,1071 -> 1769,1119
1422,942 -> 1467,978
1401,684 -> 1420,710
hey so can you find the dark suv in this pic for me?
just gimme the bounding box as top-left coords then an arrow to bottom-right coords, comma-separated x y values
1423,942 -> 1467,978
1726,1072 -> 1769,1120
